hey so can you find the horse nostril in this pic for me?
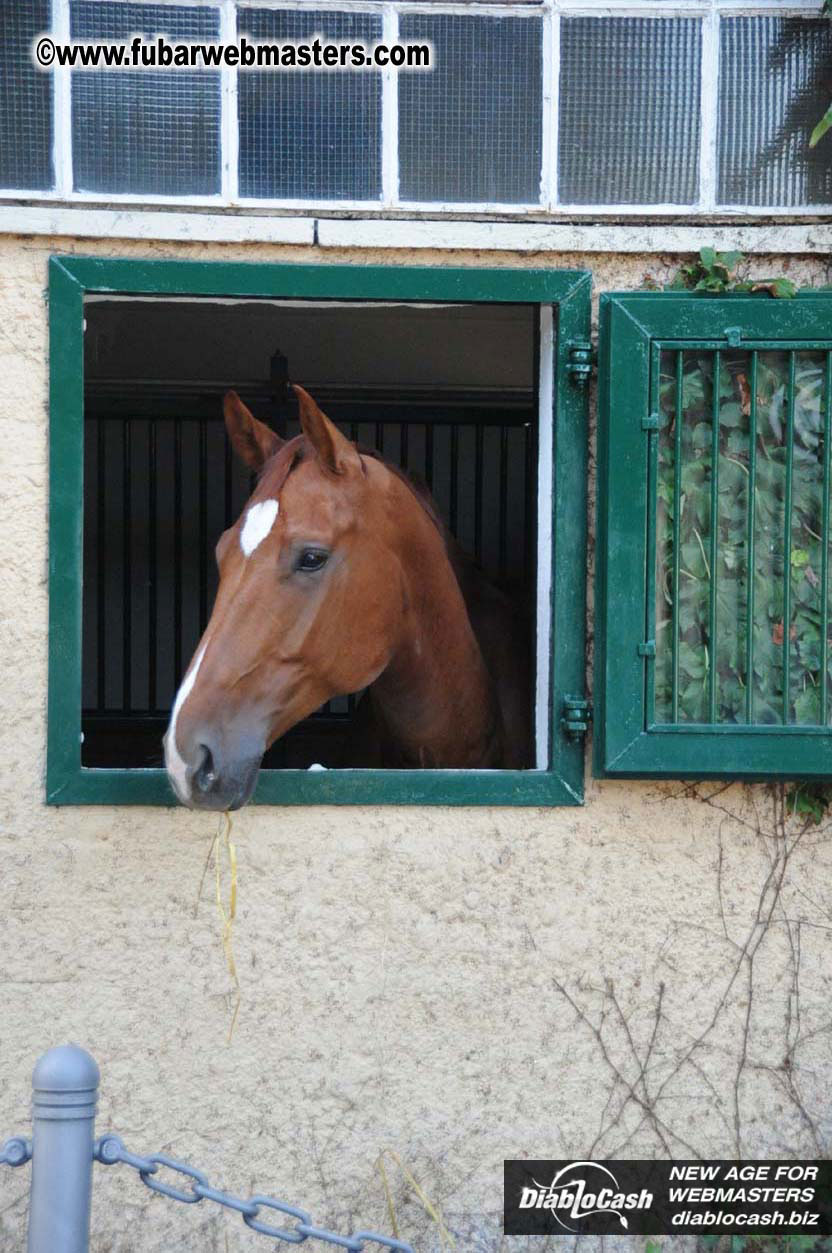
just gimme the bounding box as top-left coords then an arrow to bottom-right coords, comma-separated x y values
194,744 -> 217,793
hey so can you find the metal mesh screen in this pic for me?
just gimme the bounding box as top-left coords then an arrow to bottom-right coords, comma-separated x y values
719,18 -> 832,208
398,13 -> 542,204
70,3 -> 221,196
558,17 -> 701,205
655,347 -> 832,726
0,0 -> 53,190
237,8 -> 382,201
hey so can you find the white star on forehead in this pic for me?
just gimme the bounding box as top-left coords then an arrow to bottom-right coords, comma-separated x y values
240,498 -> 279,557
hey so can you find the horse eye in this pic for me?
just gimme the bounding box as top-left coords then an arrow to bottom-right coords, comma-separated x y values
296,549 -> 329,573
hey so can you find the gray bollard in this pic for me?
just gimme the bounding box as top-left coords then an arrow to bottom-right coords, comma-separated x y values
27,1045 -> 100,1253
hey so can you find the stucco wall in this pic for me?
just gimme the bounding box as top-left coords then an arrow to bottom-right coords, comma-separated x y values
1,234 -> 831,1252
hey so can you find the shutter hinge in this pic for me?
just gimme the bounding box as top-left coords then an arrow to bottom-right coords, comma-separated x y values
561,694 -> 592,740
566,340 -> 594,386
638,640 -> 656,658
641,412 -> 659,431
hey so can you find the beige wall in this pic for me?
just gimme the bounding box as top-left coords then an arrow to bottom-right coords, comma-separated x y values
1,234 -> 831,1252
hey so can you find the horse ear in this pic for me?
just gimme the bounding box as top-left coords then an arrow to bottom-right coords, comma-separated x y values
223,390 -> 283,471
294,385 -> 360,475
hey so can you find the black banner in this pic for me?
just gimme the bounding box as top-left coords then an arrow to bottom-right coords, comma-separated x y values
504,1159 -> 832,1236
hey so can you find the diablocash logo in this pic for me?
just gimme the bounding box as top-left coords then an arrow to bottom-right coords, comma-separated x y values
518,1161 -> 654,1233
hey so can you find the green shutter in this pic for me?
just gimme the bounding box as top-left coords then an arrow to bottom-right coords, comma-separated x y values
595,290 -> 832,779
46,256 -> 590,807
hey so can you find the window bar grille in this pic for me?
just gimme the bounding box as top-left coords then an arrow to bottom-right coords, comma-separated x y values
821,352 -> 832,726
223,428 -> 232,529
745,349 -> 759,725
173,421 -> 183,686
148,421 -> 157,715
671,349 -> 684,724
199,419 -> 209,632
524,420 -> 535,605
449,425 -> 458,535
645,342 -> 659,724
782,350 -> 796,724
96,419 -> 106,710
499,425 -> 509,580
122,418 -> 132,713
708,349 -> 720,723
474,424 -> 484,562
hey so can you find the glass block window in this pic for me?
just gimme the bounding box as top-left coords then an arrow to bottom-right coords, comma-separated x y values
1,3 -> 831,216
719,18 -> 832,208
70,3 -> 221,196
559,18 -> 701,205
398,13 -> 542,204
238,8 -> 382,201
0,0 -> 52,190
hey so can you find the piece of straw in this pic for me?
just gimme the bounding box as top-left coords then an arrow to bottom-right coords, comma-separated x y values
195,811 -> 241,1041
375,1149 -> 455,1250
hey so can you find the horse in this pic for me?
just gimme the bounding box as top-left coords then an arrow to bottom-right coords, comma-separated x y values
164,386 -> 531,809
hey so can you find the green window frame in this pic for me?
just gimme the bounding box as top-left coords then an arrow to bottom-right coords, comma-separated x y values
47,256 -> 590,806
595,290 -> 832,780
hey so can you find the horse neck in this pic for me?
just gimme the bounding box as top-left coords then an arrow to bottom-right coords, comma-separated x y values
368,480 -> 500,768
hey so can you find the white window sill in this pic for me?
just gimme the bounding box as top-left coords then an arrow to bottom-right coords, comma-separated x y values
0,204 -> 829,254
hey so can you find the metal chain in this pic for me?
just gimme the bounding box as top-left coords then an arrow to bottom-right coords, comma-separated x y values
0,1137 -> 32,1168
94,1135 -> 414,1252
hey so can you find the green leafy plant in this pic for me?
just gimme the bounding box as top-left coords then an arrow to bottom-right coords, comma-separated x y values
787,780 -> 832,822
667,248 -> 744,293
666,251 -> 797,300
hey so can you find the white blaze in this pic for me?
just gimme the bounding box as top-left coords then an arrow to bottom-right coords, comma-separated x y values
164,644 -> 207,803
240,498 -> 279,557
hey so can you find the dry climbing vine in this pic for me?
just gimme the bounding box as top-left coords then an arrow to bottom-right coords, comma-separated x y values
552,783 -> 832,1164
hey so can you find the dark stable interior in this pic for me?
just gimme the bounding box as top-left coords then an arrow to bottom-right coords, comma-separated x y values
81,297 -> 538,769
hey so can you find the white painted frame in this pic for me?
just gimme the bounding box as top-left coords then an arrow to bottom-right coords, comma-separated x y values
2,0 -> 829,220
535,304 -> 554,770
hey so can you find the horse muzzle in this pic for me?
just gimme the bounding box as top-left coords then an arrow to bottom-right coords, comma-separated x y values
165,734 -> 262,811
191,744 -> 261,811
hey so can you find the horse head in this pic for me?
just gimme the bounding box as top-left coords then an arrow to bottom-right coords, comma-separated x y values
164,386 -> 406,809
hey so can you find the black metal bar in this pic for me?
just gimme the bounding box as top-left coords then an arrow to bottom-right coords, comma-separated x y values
425,421 -> 434,491
524,420 -> 535,593
199,419 -> 208,632
474,425 -> 484,561
148,421 -> 157,715
174,420 -> 183,685
96,418 -> 106,711
449,425 -> 458,536
401,422 -> 409,470
122,418 -> 132,712
499,425 -> 509,580
224,425 -> 232,528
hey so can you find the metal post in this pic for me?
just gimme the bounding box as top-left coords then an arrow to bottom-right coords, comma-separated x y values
27,1045 -> 99,1253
